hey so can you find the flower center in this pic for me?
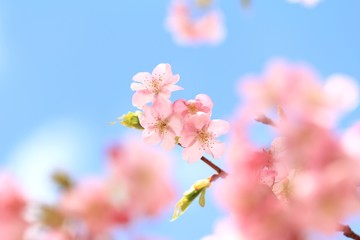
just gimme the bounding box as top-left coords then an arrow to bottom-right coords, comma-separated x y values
150,77 -> 162,96
197,129 -> 214,148
187,103 -> 198,114
155,119 -> 168,135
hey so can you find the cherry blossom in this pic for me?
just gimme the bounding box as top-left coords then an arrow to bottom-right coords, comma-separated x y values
201,218 -> 246,240
239,60 -> 358,127
131,63 -> 182,108
60,179 -> 124,235
139,99 -> 182,150
165,1 -> 225,46
173,94 -> 213,118
107,140 -> 175,219
0,174 -> 28,240
180,113 -> 229,162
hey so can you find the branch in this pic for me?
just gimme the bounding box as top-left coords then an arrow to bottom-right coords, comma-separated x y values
200,156 -> 228,179
339,224 -> 360,240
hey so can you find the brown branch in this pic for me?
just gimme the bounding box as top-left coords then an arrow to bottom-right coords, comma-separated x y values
339,224 -> 360,240
200,156 -> 228,179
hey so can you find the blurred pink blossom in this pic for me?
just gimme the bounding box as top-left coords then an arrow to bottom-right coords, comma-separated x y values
239,60 -> 358,127
107,139 -> 175,220
201,218 -> 246,240
165,1 -> 225,46
0,174 -> 28,240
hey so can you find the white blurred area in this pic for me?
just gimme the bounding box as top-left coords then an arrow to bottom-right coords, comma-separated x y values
4,119 -> 95,203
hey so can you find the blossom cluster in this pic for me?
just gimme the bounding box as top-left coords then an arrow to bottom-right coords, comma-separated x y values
0,140 -> 175,240
164,0 -> 322,47
130,63 -> 229,162
203,60 -> 360,240
165,0 -> 225,46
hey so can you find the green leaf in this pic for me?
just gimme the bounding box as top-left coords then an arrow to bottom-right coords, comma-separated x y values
199,189 -> 206,207
171,178 -> 210,221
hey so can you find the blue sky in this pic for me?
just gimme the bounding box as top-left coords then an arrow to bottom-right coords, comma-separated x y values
0,0 -> 359,239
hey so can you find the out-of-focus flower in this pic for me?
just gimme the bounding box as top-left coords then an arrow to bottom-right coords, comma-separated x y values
287,0 -> 322,7
213,60 -> 360,239
0,174 -> 28,240
201,218 -> 246,240
131,63 -> 182,109
179,113 -> 229,162
342,122 -> 360,160
139,99 -> 182,150
107,139 -> 175,220
173,94 -> 213,118
239,60 -> 358,127
165,1 -> 225,46
60,179 -> 126,235
323,74 -> 359,114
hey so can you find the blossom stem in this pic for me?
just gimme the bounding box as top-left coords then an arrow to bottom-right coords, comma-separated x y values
200,156 -> 228,179
339,224 -> 360,240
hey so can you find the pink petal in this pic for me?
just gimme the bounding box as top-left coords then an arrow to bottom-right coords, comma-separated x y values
208,120 -> 230,137
138,106 -> 156,128
168,74 -> 181,85
179,132 -> 197,147
130,82 -> 145,91
142,129 -> 161,145
168,115 -> 183,136
206,140 -> 225,159
183,142 -> 204,163
189,113 -> 210,130
152,63 -> 172,83
152,99 -> 173,118
168,84 -> 184,92
132,90 -> 153,109
132,72 -> 152,83
161,132 -> 177,150
195,94 -> 214,110
173,99 -> 188,115
157,90 -> 172,103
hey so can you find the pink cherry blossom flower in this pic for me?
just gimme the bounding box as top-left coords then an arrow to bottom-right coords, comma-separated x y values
201,218 -> 246,240
173,94 -> 213,118
139,99 -> 182,150
0,174 -> 28,240
60,178 -> 127,235
179,113 -> 229,162
239,60 -> 357,127
131,63 -> 182,109
165,1 -> 225,46
107,139 -> 175,219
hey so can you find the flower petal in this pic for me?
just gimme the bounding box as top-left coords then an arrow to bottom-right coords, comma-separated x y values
132,90 -> 153,109
206,140 -> 225,159
132,72 -> 152,83
208,120 -> 229,137
183,142 -> 204,163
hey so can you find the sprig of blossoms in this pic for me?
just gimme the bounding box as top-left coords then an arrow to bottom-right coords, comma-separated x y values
207,60 -> 360,240
130,63 -> 229,162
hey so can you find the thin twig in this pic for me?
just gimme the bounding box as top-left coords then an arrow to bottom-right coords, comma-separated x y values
339,224 -> 360,240
200,156 -> 228,179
